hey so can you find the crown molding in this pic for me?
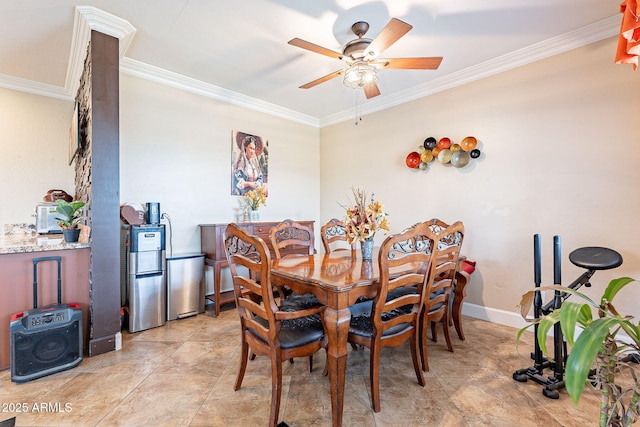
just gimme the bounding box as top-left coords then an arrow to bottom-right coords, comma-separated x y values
65,6 -> 136,99
319,14 -> 621,127
0,74 -> 72,100
119,57 -> 320,127
0,12 -> 620,128
0,6 -> 135,100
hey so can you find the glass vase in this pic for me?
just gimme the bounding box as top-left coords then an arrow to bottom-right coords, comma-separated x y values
360,238 -> 374,261
249,210 -> 260,222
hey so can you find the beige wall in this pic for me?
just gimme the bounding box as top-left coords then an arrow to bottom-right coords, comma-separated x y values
0,88 -> 75,223
119,75 -> 321,255
320,36 -> 640,326
1,78 -> 320,254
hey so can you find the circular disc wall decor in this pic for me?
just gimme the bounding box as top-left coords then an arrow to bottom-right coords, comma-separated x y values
406,135 -> 482,170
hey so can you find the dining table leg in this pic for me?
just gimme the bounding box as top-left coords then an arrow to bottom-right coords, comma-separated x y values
323,306 -> 351,427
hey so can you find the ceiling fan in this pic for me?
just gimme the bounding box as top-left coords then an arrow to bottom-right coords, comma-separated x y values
288,18 -> 443,99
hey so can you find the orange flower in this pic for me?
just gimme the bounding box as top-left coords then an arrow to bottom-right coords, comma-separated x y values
342,187 -> 390,244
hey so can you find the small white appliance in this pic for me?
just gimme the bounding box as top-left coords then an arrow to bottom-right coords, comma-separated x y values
35,203 -> 62,234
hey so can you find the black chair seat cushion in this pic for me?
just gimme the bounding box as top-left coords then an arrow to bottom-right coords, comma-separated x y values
281,293 -> 322,310
348,302 -> 414,338
252,310 -> 324,350
351,285 -> 418,311
428,301 -> 445,313
386,285 -> 418,301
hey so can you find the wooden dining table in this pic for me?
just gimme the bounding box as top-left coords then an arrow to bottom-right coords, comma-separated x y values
270,249 -> 470,427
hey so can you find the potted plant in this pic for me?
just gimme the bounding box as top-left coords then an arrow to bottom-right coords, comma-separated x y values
54,199 -> 85,242
517,277 -> 640,426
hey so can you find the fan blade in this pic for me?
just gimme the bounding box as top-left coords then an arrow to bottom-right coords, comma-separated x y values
299,69 -> 346,89
364,18 -> 412,58
288,38 -> 343,60
377,57 -> 443,70
363,83 -> 381,99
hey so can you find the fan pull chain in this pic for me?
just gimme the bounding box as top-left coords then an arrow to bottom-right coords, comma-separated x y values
354,90 -> 363,125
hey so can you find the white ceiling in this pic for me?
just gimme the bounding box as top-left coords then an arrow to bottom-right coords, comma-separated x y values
0,0 -> 621,126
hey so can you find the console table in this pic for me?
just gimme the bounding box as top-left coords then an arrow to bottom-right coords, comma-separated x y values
199,221 -> 315,316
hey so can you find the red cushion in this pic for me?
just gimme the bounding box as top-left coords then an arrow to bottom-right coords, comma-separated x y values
462,260 -> 476,274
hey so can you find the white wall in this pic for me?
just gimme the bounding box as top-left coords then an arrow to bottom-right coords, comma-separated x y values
320,36 -> 640,325
0,88 -> 75,226
119,75 -> 321,256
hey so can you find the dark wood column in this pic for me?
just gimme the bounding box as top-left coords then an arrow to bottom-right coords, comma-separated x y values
88,30 -> 121,356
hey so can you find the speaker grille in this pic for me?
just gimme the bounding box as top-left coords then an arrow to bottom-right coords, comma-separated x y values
12,322 -> 81,377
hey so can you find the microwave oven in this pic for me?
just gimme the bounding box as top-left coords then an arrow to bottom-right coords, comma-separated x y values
36,203 -> 62,234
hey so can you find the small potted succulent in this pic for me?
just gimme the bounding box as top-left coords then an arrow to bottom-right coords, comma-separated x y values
54,199 -> 85,242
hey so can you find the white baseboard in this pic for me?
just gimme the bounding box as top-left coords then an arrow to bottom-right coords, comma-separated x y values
464,303 -> 635,346
462,302 -> 530,330
115,332 -> 122,351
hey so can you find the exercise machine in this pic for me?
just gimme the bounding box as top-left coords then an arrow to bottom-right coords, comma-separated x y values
513,234 -> 623,399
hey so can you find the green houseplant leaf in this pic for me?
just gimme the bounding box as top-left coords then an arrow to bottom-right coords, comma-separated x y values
602,277 -> 636,307
54,199 -> 85,229
560,301 -> 594,347
517,277 -> 640,426
564,317 -> 619,405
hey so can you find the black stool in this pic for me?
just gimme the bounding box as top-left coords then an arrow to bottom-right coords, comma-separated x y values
541,246 -> 623,315
514,235 -> 623,399
569,246 -> 623,271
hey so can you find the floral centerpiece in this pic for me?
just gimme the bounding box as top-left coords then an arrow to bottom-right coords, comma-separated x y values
244,186 -> 267,211
342,187 -> 389,260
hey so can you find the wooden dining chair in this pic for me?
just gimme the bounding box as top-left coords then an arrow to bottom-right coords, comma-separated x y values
420,219 -> 465,372
270,218 -> 321,307
320,218 -> 355,253
347,221 -> 439,412
269,219 -> 315,259
270,219 -> 323,367
223,223 -> 328,427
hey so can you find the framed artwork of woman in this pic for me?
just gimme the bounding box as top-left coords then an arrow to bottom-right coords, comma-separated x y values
231,130 -> 269,196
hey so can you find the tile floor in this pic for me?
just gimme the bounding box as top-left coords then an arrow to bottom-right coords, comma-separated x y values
1,304 -> 604,426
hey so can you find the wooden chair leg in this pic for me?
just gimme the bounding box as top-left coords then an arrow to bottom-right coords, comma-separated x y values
287,354 -> 315,372
419,310 -> 429,372
370,342 -> 381,413
269,354 -> 283,427
235,340 -> 250,391
410,335 -> 426,387
422,344 -> 430,372
442,307 -> 454,352
430,320 -> 438,342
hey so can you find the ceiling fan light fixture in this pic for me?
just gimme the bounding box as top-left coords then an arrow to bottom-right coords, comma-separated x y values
343,61 -> 378,89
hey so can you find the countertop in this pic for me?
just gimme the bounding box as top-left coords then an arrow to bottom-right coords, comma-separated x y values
0,235 -> 90,254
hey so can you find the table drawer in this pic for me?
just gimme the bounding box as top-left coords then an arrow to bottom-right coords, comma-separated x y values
252,225 -> 271,238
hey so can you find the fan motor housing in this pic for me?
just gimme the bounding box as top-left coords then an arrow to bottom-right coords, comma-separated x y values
343,38 -> 372,59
